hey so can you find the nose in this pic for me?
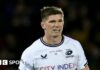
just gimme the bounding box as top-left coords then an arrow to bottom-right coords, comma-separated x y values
54,22 -> 60,27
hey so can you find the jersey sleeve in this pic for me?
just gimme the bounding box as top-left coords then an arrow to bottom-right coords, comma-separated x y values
76,41 -> 88,69
18,47 -> 34,70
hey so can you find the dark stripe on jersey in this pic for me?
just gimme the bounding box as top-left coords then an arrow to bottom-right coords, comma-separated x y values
40,35 -> 64,47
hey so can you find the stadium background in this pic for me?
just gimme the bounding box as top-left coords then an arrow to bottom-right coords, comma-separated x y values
0,0 -> 100,70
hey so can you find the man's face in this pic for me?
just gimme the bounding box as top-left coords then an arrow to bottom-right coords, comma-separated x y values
41,14 -> 64,37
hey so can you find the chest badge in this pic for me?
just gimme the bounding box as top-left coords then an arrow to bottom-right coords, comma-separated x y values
65,49 -> 74,58
65,49 -> 73,55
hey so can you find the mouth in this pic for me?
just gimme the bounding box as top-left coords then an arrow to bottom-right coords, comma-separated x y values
53,29 -> 61,33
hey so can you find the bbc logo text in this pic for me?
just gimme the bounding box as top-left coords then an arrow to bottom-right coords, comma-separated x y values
0,60 -> 20,65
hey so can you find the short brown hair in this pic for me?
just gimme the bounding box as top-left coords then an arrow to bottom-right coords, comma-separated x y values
41,6 -> 64,20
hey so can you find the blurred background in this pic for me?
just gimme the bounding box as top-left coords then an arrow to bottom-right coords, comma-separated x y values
0,0 -> 100,70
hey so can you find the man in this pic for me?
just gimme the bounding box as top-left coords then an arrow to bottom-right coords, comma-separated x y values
18,6 -> 90,70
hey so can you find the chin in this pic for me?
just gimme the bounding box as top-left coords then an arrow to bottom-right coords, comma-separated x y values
52,34 -> 61,37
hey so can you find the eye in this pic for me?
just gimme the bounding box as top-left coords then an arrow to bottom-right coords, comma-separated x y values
58,19 -> 63,22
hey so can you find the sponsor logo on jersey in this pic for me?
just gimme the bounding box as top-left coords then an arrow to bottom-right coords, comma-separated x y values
41,54 -> 47,59
49,50 -> 63,53
35,63 -> 77,70
65,49 -> 74,58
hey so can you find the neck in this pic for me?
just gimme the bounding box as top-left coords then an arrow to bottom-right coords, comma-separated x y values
43,35 -> 62,45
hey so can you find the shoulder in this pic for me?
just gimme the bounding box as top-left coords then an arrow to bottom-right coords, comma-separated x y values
64,35 -> 81,45
64,35 -> 84,52
21,38 -> 41,59
64,35 -> 83,50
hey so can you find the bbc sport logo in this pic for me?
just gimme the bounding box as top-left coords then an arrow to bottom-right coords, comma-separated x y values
0,59 -> 20,65
3,60 -> 8,65
0,60 -> 8,65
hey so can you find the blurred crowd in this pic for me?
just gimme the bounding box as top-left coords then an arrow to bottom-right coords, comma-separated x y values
0,0 -> 100,70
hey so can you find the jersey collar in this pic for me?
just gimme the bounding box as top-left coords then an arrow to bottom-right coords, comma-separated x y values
40,35 -> 64,47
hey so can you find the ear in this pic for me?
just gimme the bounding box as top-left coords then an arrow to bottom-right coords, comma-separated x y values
41,21 -> 45,29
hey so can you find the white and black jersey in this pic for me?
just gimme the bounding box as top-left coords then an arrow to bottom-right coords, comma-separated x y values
18,35 -> 88,70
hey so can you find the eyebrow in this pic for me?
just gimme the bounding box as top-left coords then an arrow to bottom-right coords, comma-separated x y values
49,20 -> 56,23
49,19 -> 63,23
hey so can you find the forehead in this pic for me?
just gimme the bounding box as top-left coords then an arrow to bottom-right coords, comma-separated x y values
47,14 -> 63,20
48,14 -> 63,19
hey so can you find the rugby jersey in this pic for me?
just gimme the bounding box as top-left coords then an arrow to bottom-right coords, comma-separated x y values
19,35 -> 87,70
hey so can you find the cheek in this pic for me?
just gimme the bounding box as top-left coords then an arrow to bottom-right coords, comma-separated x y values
62,23 -> 64,27
45,24 -> 52,29
42,24 -> 49,31
60,24 -> 64,28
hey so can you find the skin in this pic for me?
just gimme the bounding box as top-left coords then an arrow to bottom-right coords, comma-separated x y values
41,14 -> 64,45
41,14 -> 90,70
82,65 -> 90,70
